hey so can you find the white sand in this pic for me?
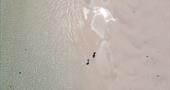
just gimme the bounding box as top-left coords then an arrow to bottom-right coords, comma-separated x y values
74,0 -> 169,90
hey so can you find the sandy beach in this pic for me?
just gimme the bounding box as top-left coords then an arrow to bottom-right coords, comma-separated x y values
0,0 -> 169,90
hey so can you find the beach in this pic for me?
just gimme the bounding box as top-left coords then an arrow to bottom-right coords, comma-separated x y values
0,0 -> 169,90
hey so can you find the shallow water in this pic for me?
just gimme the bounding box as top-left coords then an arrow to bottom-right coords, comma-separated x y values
0,0 -> 169,90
